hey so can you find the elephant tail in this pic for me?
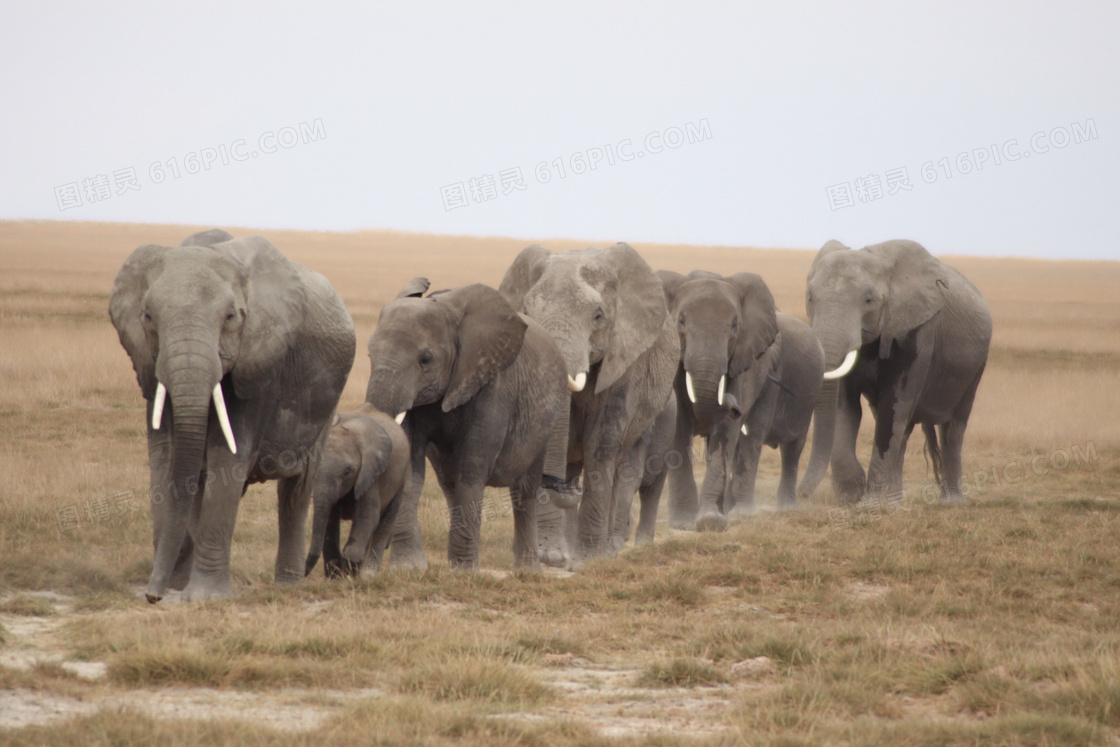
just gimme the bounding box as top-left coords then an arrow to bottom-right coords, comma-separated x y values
922,424 -> 942,490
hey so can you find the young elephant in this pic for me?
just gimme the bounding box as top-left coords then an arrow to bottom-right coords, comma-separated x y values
611,389 -> 679,548
304,406 -> 409,579
365,282 -> 570,570
724,312 -> 825,517
658,271 -> 824,531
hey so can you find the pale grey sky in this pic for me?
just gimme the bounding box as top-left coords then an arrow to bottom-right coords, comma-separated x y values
2,2 -> 1116,258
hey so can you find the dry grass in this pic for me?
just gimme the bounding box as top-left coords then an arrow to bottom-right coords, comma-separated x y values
0,219 -> 1118,744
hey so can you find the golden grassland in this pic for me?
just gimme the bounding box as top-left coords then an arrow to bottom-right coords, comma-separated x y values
1,220 -> 1118,745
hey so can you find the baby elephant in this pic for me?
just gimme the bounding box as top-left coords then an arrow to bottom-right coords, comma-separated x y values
305,406 -> 410,578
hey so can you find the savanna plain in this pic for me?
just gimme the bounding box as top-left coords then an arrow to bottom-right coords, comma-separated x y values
1,220 -> 1118,746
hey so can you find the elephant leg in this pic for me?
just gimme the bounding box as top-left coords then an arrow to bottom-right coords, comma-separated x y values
696,423 -> 736,532
180,448 -> 246,602
388,445 -> 429,571
323,501 -> 345,578
360,486 -> 405,576
510,478 -> 541,570
610,442 -> 645,550
776,436 -> 807,509
609,451 -> 644,551
830,380 -> 866,503
445,481 -> 485,569
728,431 -> 762,518
148,430 -> 194,590
635,467 -> 667,545
274,471 -> 314,584
667,406 -> 698,529
577,454 -> 624,562
536,497 -> 571,568
938,371 -> 982,504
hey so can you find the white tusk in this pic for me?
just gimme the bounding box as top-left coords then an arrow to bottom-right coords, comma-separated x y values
823,349 -> 859,380
567,372 -> 586,392
152,381 -> 167,430
685,371 -> 697,403
212,383 -> 237,454
395,411 -> 407,425
717,375 -> 726,406
741,424 -> 749,436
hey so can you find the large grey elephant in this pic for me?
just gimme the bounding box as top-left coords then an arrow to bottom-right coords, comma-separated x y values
796,239 -> 992,504
658,271 -> 825,531
109,229 -> 355,602
499,243 -> 679,565
304,405 -> 409,579
365,281 -> 570,569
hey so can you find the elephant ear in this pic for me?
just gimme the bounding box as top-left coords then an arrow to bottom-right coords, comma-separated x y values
436,284 -> 528,412
498,244 -> 551,310
656,269 -> 687,306
869,240 -> 949,358
181,228 -> 234,247
344,416 -> 393,501
725,273 -> 779,378
396,277 -> 430,298
109,245 -> 167,399
219,237 -> 306,399
596,243 -> 668,393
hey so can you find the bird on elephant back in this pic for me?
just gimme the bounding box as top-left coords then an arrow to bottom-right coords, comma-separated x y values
109,229 -> 355,603
364,279 -> 571,570
796,239 -> 992,507
657,270 -> 825,532
499,243 -> 680,569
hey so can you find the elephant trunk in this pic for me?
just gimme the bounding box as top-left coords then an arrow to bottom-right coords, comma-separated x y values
682,354 -> 727,421
366,363 -> 416,423
797,379 -> 837,498
797,318 -> 856,499
145,323 -> 223,603
305,488 -> 334,576
342,490 -> 380,565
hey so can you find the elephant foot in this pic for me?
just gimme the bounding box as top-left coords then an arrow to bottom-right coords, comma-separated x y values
727,502 -> 756,519
610,534 -> 628,552
180,578 -> 234,602
388,544 -> 429,571
537,518 -> 571,569
940,491 -> 969,505
635,530 -> 655,545
695,511 -> 729,533
776,498 -> 799,512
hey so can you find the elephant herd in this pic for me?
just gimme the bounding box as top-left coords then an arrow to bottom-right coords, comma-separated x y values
109,230 -> 992,602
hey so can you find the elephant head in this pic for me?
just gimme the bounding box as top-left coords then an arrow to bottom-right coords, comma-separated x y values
797,239 -> 949,496
498,243 -> 667,394
365,283 -> 527,420
305,413 -> 395,576
658,270 -> 781,421
109,231 -> 304,601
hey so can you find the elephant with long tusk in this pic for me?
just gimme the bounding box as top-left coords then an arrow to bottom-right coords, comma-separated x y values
796,239 -> 992,505
110,229 -> 355,603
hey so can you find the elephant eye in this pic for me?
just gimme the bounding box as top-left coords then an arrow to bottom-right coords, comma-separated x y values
343,466 -> 353,476
418,350 -> 434,366
225,311 -> 236,323
593,308 -> 605,323
731,318 -> 739,331
143,311 -> 152,323
864,295 -> 874,306
678,313 -> 686,326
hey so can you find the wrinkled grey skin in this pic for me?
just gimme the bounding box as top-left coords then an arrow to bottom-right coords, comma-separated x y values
304,406 -> 409,579
797,240 -> 992,504
366,282 -> 569,569
500,244 -> 679,566
109,229 -> 354,602
658,271 -> 802,531
610,389 -> 678,548
722,312 -> 824,518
